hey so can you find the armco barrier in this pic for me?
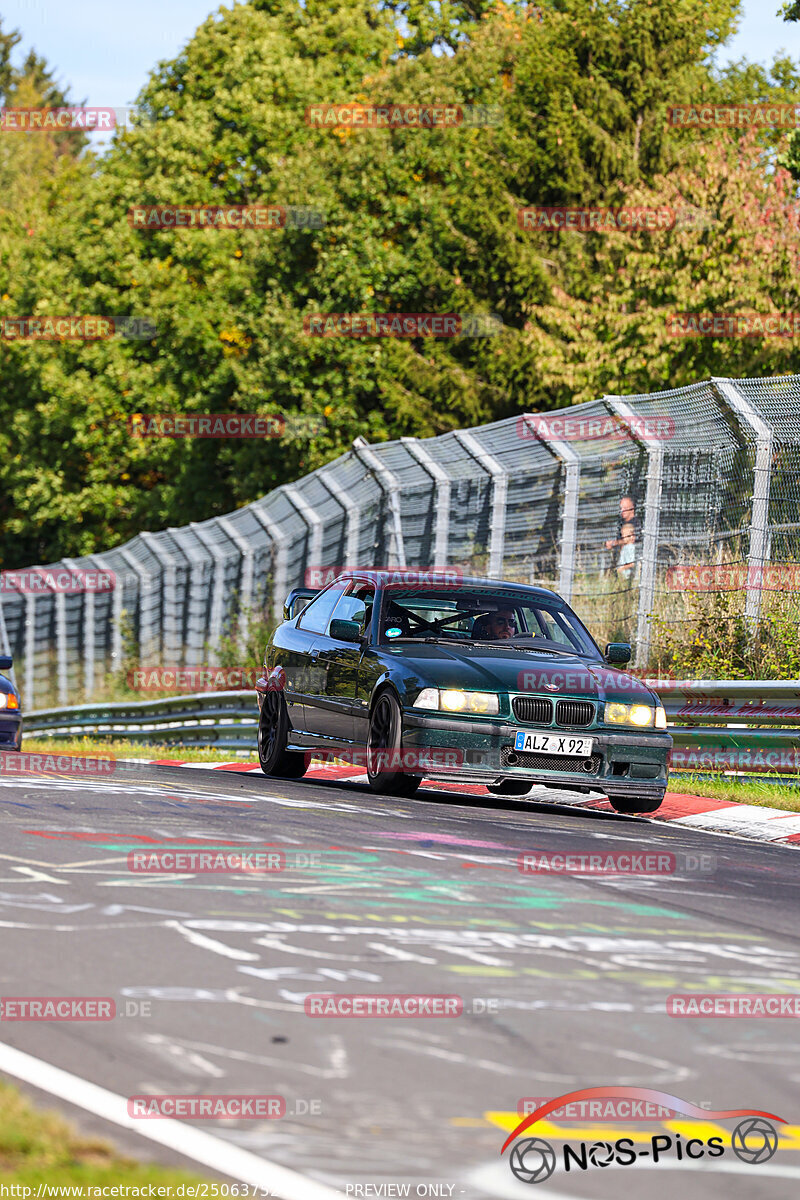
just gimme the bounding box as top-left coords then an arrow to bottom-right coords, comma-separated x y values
22,691 -> 258,751
20,680 -> 800,778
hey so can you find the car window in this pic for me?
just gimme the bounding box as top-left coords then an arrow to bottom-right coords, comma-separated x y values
297,583 -> 349,633
328,593 -> 368,634
377,589 -> 598,656
533,607 -> 575,646
352,586 -> 376,637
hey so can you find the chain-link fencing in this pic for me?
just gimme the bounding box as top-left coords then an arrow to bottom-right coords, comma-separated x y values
1,373 -> 798,708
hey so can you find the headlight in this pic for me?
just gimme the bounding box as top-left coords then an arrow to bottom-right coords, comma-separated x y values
0,694 -> 18,710
413,688 -> 499,715
605,701 -> 655,727
655,705 -> 667,730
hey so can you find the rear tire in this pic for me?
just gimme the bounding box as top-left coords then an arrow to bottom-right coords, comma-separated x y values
608,795 -> 664,814
367,691 -> 422,796
258,693 -> 308,778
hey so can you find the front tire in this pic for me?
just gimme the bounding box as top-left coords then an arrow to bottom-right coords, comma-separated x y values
367,691 -> 422,796
487,780 -> 532,797
608,795 -> 664,814
258,693 -> 308,778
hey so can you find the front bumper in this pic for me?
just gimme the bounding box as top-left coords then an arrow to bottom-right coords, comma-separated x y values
402,711 -> 671,799
0,712 -> 23,749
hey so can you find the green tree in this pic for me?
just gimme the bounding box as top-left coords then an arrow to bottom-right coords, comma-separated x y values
2,0 -> 799,569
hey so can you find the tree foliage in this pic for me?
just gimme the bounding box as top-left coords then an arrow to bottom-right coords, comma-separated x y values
1,0 -> 799,566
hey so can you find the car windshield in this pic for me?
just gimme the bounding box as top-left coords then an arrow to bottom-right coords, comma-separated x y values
378,588 -> 600,658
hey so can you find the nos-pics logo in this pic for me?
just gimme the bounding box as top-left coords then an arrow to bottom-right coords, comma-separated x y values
501,1088 -> 784,1183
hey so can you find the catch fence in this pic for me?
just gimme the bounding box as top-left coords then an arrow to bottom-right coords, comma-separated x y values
2,373 -> 799,708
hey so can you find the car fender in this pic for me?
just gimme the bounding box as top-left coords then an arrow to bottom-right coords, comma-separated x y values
368,675 -> 404,717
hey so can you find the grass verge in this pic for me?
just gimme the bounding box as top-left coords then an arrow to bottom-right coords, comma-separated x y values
20,737 -> 255,764
668,772 -> 800,810
0,1077 -> 209,1189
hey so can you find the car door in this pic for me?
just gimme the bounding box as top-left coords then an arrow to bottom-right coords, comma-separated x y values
303,590 -> 370,744
286,581 -> 350,735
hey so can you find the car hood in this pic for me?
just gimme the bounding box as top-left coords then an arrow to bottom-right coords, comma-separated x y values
382,643 -> 657,703
0,674 -> 17,698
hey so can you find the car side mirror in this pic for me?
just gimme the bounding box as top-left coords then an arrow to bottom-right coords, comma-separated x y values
0,655 -> 11,670
330,618 -> 361,643
605,643 -> 631,665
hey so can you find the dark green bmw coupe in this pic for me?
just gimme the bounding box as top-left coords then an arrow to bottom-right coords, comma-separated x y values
255,571 -> 671,813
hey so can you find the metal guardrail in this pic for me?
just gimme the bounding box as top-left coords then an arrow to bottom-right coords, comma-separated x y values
21,680 -> 800,778
23,690 -> 258,751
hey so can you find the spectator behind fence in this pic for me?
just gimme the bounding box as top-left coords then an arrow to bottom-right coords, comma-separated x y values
605,495 -> 638,568
616,522 -> 637,576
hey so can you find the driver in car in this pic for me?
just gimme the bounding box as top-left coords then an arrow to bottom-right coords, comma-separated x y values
484,609 -> 517,639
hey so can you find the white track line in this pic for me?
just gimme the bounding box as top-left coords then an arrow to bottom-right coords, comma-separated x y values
0,1042 -> 343,1200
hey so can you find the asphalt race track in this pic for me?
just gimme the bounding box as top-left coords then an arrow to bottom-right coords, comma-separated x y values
2,761 -> 800,1198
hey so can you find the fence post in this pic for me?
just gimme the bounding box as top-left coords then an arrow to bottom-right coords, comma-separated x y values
352,437 -> 407,567
54,581 -> 68,706
217,518 -> 255,654
118,548 -> 156,666
452,430 -> 507,578
141,533 -> 183,666
400,437 -> 452,566
190,524 -> 229,660
250,506 -> 289,624
517,416 -> 580,603
605,396 -> 664,666
282,486 -> 324,574
713,378 -> 774,627
62,557 -> 94,699
169,530 -> 211,667
92,553 -> 124,678
318,466 -> 360,568
24,593 -> 35,708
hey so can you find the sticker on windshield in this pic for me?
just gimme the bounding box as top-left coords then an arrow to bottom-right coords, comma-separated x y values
386,627 -> 402,639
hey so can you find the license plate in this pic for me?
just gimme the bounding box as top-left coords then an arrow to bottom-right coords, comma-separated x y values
514,730 -> 594,756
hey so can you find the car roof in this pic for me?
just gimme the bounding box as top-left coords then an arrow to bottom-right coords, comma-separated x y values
339,570 -> 561,602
